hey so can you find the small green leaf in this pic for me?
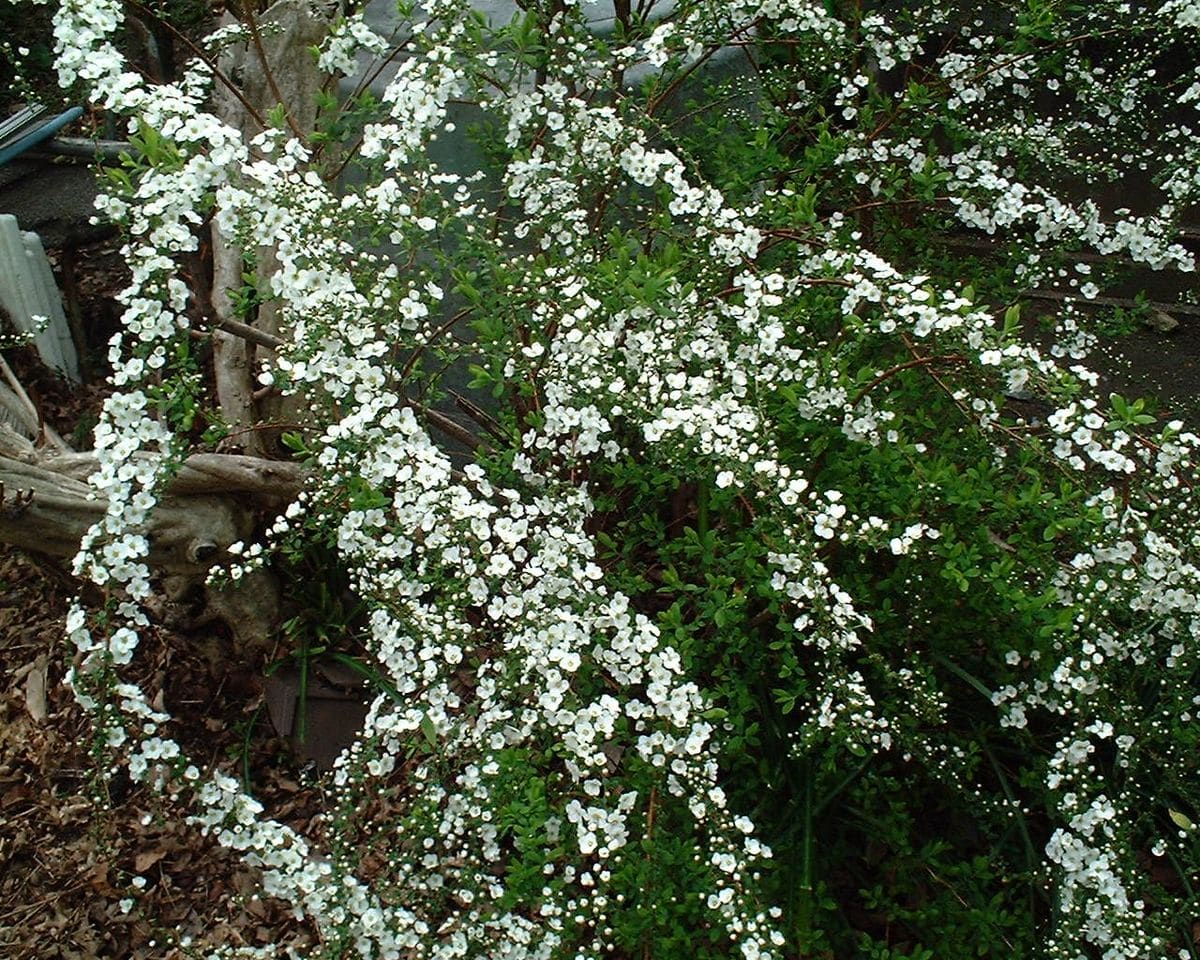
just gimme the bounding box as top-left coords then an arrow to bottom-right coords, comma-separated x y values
421,714 -> 438,749
281,431 -> 308,454
1169,809 -> 1194,831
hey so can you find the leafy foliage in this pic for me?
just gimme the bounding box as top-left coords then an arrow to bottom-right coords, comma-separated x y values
43,0 -> 1200,957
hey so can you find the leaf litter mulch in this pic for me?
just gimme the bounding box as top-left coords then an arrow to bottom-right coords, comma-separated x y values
0,236 -> 324,958
0,542 -> 328,959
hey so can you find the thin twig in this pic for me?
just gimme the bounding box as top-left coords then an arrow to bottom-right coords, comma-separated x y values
898,332 -> 1046,455
647,19 -> 760,116
640,784 -> 658,960
239,0 -> 306,142
321,35 -> 418,175
124,0 -> 269,133
349,33 -> 416,104
401,306 -> 474,379
851,353 -> 967,407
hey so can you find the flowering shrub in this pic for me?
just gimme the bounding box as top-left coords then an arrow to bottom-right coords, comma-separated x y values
35,0 -> 1200,956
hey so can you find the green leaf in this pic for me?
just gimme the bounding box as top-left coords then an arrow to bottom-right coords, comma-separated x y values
1002,304 -> 1021,336
421,714 -> 438,749
280,431 -> 308,454
266,103 -> 289,129
1169,809 -> 1194,831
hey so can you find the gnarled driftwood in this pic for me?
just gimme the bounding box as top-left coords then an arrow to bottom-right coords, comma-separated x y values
0,424 -> 306,653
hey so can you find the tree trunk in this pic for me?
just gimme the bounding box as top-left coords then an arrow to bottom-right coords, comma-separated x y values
0,0 -> 339,652
209,0 -> 337,457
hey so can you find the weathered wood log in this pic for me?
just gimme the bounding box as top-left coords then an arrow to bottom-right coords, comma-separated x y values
0,449 -> 252,572
0,424 -> 299,653
0,424 -> 305,570
42,448 -> 305,502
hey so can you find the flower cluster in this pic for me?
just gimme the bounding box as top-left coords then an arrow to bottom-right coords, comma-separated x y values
48,0 -> 1200,956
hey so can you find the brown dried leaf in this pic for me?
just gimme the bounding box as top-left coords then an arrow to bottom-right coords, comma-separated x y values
23,655 -> 48,723
134,848 -> 167,873
88,862 -> 118,897
2,782 -> 31,808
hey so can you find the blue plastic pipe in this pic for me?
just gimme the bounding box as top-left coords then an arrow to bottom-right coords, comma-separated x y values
0,106 -> 85,166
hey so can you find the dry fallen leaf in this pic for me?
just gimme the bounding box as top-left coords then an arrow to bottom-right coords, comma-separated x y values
134,848 -> 167,873
88,862 -> 119,897
23,654 -> 48,723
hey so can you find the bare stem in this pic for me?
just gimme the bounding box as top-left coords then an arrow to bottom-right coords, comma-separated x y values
239,0 -> 306,142
124,0 -> 269,133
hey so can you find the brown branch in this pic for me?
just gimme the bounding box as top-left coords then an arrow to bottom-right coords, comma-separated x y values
845,195 -> 953,214
958,27 -> 1125,92
207,313 -> 285,350
897,333 -> 1048,456
239,0 -> 306,142
124,0 -> 269,134
898,333 -> 972,416
453,391 -> 508,443
413,402 -> 490,454
852,354 -> 967,407
160,452 -> 306,498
